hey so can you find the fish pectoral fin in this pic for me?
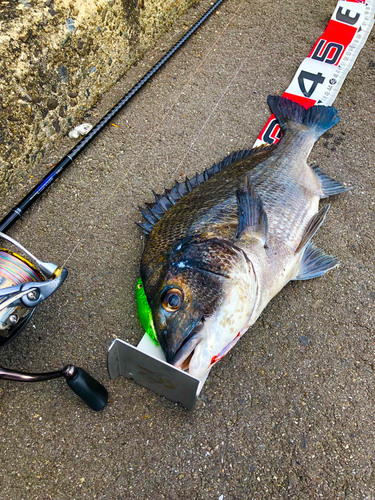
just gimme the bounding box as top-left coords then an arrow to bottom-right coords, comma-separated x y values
294,241 -> 339,280
312,165 -> 350,198
295,204 -> 330,254
236,179 -> 268,244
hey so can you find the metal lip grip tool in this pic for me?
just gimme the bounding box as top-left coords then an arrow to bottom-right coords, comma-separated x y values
107,280 -> 208,411
0,232 -> 108,411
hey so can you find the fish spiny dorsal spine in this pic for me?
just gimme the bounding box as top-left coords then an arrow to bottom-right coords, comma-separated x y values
137,145 -> 273,234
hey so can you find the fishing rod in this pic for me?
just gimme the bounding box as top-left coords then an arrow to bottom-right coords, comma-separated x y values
0,0 -> 225,234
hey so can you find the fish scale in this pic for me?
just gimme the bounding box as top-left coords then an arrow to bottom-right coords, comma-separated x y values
254,169 -> 317,250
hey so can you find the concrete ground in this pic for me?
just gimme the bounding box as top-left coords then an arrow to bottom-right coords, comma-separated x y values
1,0 -> 374,498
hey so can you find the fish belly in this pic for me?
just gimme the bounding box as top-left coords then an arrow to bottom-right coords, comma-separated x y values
243,159 -> 322,321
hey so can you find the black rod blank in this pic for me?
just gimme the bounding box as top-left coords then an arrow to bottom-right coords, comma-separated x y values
0,0 -> 224,234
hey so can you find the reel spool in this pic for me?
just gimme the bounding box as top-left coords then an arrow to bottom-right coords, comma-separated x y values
0,249 -> 41,346
0,233 -> 108,411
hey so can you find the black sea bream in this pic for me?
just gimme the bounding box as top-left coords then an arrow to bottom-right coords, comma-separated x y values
138,96 -> 347,379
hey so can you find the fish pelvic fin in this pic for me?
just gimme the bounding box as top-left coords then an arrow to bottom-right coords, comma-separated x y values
295,204 -> 330,254
236,178 -> 268,245
294,241 -> 339,280
267,95 -> 340,139
312,165 -> 350,198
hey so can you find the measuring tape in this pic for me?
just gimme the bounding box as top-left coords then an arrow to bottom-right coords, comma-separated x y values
254,0 -> 375,147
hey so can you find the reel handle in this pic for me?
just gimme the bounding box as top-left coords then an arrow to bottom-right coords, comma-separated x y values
0,364 -> 108,411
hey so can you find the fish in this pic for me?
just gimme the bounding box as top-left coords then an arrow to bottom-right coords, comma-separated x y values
138,95 -> 348,380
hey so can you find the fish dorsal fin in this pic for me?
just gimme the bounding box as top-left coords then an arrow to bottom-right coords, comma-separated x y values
236,178 -> 268,244
137,145 -> 273,234
295,204 -> 330,254
312,165 -> 350,198
294,241 -> 339,280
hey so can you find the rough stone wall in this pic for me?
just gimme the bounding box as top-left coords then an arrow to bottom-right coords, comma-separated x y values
0,0 -> 196,195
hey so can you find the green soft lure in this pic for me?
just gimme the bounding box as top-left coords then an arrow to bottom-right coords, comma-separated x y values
135,278 -> 159,345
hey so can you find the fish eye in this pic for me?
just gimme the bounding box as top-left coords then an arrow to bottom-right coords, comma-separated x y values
162,288 -> 184,312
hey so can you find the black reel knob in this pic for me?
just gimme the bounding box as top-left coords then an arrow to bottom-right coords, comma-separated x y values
62,366 -> 108,412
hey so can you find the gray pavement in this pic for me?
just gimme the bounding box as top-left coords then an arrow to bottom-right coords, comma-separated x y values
1,0 -> 375,498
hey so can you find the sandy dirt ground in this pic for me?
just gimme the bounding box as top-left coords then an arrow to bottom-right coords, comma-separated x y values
1,0 -> 374,498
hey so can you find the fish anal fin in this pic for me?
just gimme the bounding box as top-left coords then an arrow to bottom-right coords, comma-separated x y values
295,204 -> 330,254
312,165 -> 350,198
236,179 -> 268,244
294,241 -> 339,280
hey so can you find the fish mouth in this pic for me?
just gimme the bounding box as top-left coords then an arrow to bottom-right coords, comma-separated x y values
170,318 -> 204,371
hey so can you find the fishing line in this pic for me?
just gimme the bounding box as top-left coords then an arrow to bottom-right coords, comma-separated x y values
62,0 -> 244,268
0,251 -> 40,285
174,2 -> 281,174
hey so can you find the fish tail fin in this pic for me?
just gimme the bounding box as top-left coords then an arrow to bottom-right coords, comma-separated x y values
267,95 -> 340,139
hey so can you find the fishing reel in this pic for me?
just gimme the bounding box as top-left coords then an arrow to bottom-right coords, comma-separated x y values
0,232 -> 67,346
0,232 -> 108,411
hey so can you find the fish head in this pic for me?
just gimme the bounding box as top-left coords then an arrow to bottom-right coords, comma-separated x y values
141,237 -> 257,379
